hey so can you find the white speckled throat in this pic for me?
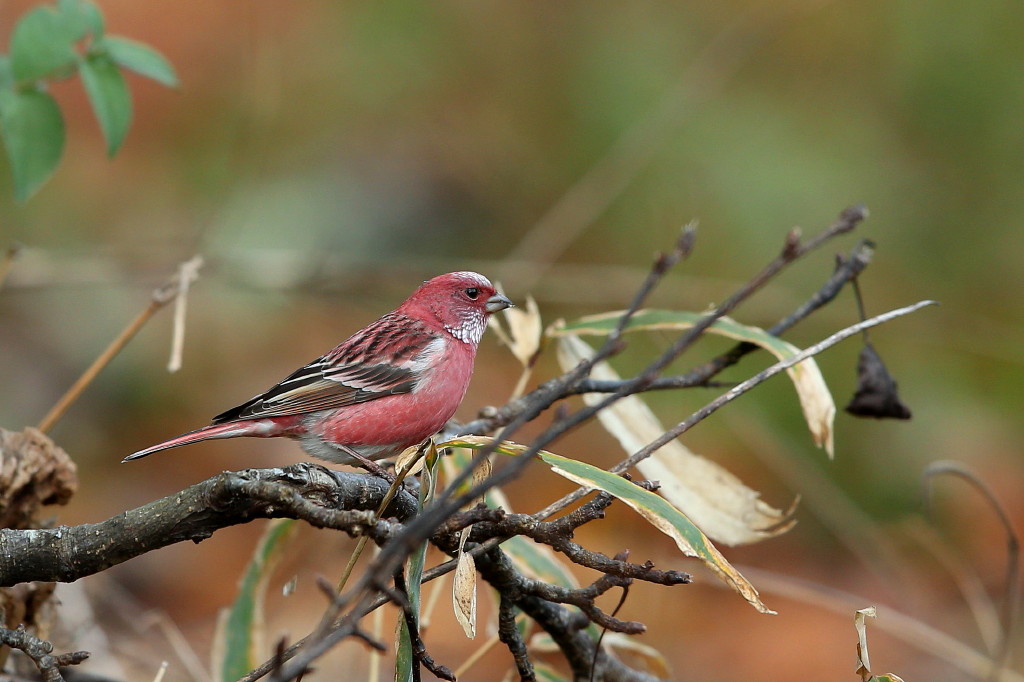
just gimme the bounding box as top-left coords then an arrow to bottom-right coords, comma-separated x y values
445,311 -> 487,345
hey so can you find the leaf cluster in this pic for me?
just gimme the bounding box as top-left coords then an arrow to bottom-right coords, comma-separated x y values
0,0 -> 177,201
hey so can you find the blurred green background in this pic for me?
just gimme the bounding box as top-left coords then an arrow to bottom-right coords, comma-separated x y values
2,1 -> 1022,680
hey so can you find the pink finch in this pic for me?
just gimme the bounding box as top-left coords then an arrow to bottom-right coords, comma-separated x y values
125,271 -> 513,464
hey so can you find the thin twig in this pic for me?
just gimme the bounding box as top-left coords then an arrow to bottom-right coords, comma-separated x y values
37,258 -> 203,433
167,255 -> 203,372
534,299 -> 936,520
0,626 -> 89,682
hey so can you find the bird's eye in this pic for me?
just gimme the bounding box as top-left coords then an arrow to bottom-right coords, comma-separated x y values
464,287 -> 480,300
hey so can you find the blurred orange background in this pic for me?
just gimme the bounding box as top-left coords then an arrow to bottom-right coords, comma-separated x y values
2,1 -> 1023,680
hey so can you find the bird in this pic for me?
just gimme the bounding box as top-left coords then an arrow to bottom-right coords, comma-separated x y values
124,271 -> 513,465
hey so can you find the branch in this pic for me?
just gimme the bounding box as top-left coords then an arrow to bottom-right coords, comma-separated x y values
474,547 -> 665,682
498,595 -> 535,681
0,626 -> 89,682
458,206 -> 867,443
534,299 -> 937,521
0,464 -> 415,587
572,238 -> 876,395
253,209 -> 870,680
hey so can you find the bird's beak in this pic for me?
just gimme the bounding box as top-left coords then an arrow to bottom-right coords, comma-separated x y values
486,293 -> 514,313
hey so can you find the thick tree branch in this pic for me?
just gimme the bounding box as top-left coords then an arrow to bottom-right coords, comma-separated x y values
0,464 -> 416,587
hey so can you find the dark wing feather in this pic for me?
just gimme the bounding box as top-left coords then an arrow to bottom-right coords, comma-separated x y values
211,315 -> 436,424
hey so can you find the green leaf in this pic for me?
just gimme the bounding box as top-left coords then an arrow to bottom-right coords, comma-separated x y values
551,309 -> 836,457
441,436 -> 775,614
0,58 -> 13,91
0,87 -> 65,201
57,0 -> 105,41
79,53 -> 132,156
9,5 -> 81,82
99,36 -> 178,87
212,518 -> 297,682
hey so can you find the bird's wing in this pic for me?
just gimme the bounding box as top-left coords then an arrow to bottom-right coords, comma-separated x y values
211,315 -> 439,424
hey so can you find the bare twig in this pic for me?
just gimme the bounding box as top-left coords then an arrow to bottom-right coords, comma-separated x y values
37,257 -> 203,433
574,237 -> 876,395
167,255 -> 203,373
463,207 -> 867,438
535,298 -> 936,520
0,626 -> 89,682
337,444 -> 426,593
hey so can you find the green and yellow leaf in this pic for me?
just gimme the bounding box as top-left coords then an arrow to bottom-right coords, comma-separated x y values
440,436 -> 773,614
551,309 -> 835,456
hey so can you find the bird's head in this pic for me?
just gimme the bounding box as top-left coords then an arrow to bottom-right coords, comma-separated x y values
401,271 -> 513,345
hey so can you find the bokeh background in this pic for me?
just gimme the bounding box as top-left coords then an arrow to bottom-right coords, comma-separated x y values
2,1 -> 1023,680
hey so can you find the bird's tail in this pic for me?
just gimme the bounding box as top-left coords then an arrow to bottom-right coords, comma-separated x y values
122,422 -> 269,462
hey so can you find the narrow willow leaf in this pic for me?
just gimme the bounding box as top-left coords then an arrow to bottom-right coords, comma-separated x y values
551,309 -> 836,456
441,436 -> 774,614
543,455 -> 773,613
557,334 -> 796,546
0,88 -> 64,201
99,36 -> 179,87
79,53 -> 131,156
212,518 -> 297,682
